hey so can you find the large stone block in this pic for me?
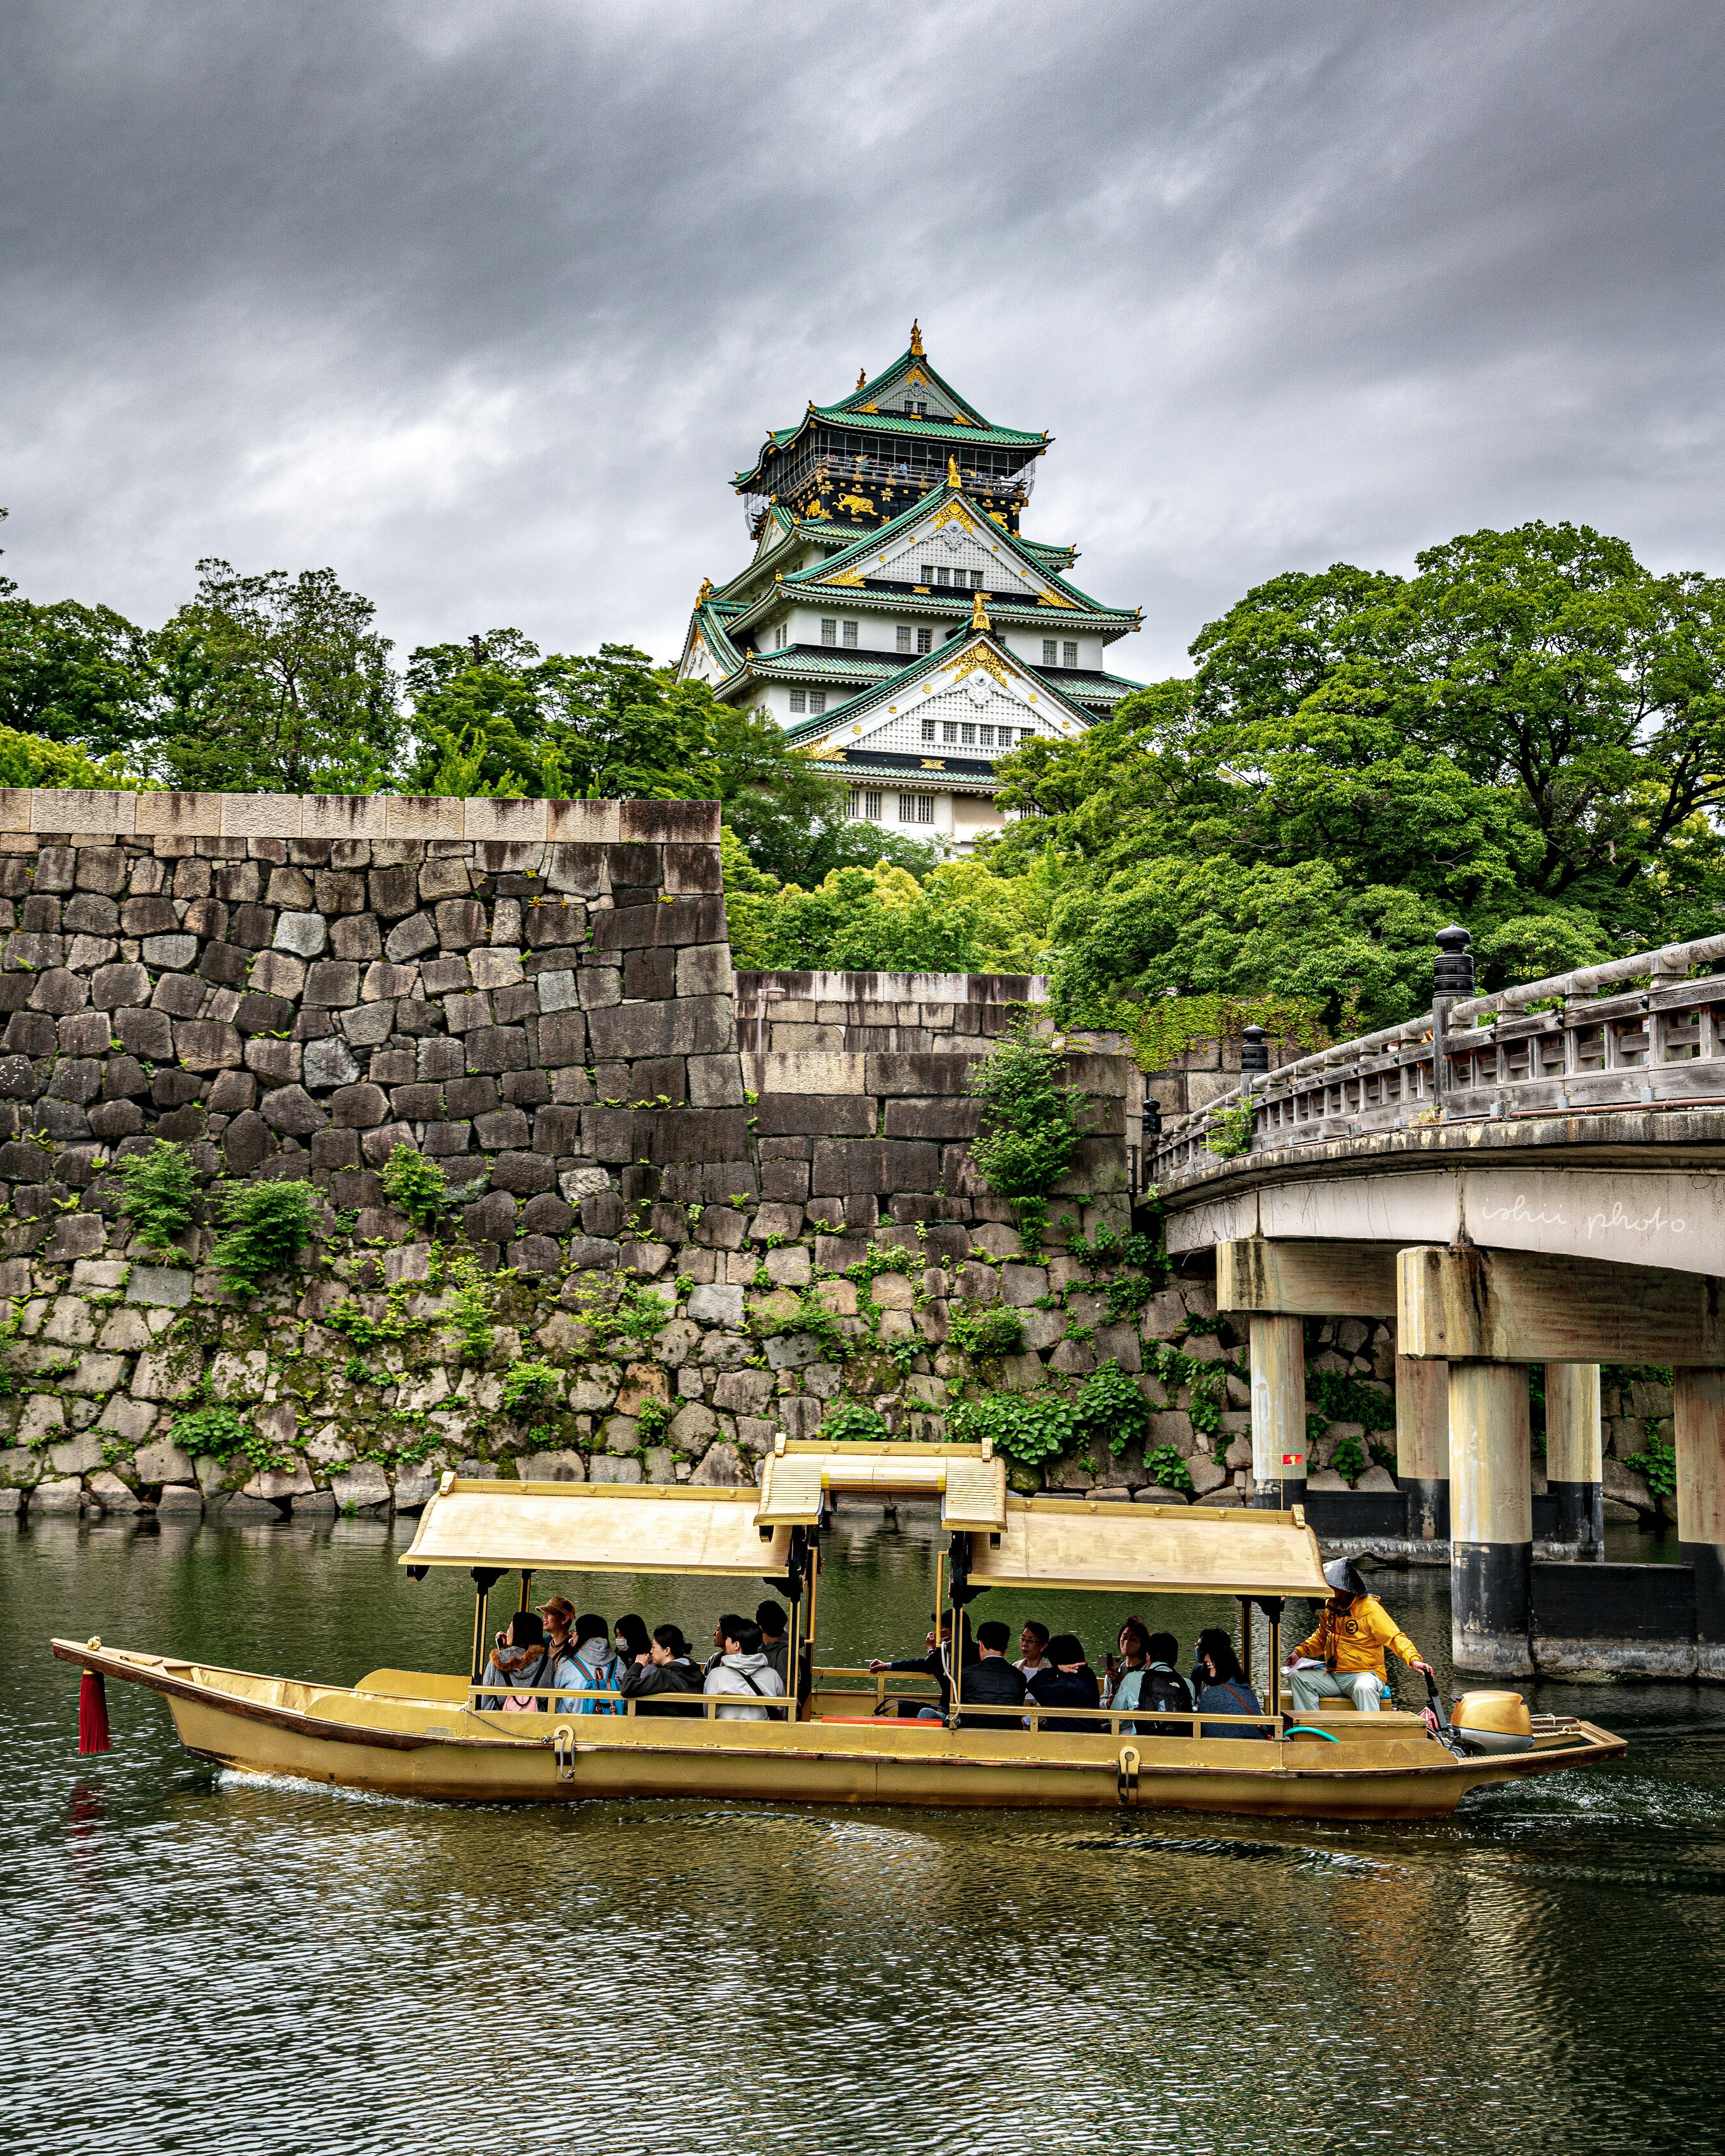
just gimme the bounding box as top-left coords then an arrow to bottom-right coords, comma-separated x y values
646,1109 -> 749,1166
662,841 -> 724,895
174,1019 -> 243,1072
586,995 -> 734,1060
384,912 -> 438,962
464,1025 -> 530,1074
750,1094 -> 875,1138
810,1138 -> 939,1196
883,1097 -> 982,1140
115,1006 -> 173,1060
301,795 -> 388,840
619,800 -> 718,844
593,896 -> 726,950
273,910 -> 328,959
865,1053 -> 979,1097
220,795 -> 302,839
260,1083 -> 327,1135
434,898 -> 488,950
304,960 -> 361,1008
91,962 -> 150,1010
546,800 -> 622,845
31,789 -> 136,835
742,1051 -> 867,1097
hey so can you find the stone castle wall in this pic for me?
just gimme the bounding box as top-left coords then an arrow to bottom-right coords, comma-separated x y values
0,790 -> 1146,1524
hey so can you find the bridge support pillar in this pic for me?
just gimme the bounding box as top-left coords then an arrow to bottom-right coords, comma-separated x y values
1545,1362 -> 1603,1552
1249,1315 -> 1306,1510
1395,1352 -> 1449,1540
1675,1370 -> 1725,1680
1450,1361 -> 1533,1676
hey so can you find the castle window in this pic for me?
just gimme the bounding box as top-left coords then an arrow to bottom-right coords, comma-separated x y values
820,619 -> 837,646
809,691 -> 827,715
1042,639 -> 1057,664
961,724 -> 976,745
898,627 -> 912,653
850,789 -> 882,821
970,571 -> 984,589
790,690 -> 806,713
921,719 -> 935,742
916,628 -> 933,654
920,564 -> 933,584
915,793 -> 933,823
979,725 -> 995,747
1018,727 -> 1034,743
842,620 -> 858,648
774,624 -> 787,649
1062,641 -> 1079,667
900,792 -> 932,823
936,566 -> 951,587
942,722 -> 958,743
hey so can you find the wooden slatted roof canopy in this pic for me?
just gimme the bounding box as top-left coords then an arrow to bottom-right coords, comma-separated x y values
399,1479 -> 792,1577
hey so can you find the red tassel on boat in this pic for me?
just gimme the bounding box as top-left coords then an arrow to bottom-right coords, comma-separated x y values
78,1668 -> 111,1754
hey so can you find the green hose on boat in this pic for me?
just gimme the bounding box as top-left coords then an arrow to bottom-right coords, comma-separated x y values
1283,1724 -> 1340,1743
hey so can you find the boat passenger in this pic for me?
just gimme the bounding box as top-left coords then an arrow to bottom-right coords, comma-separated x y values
756,1602 -> 789,1687
618,1624 -> 705,1718
869,1611 -> 978,1719
1109,1624 -> 1194,1735
1015,1621 -> 1053,1683
1101,1617 -> 1151,1706
478,1610 -> 553,1712
703,1620 -> 787,1722
1193,1628 -> 1266,1740
1287,1558 -> 1433,1716
614,1614 -> 652,1669
1025,1634 -> 1101,1733
539,1596 -> 575,1666
704,1614 -> 746,1676
563,1613 -> 623,1715
955,1620 -> 1026,1729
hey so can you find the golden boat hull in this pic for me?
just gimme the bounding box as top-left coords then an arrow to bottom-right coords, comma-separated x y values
54,1641 -> 1628,1823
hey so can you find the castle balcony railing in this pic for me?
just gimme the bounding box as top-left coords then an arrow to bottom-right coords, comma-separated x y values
744,448 -> 1035,535
1143,929 -> 1725,1188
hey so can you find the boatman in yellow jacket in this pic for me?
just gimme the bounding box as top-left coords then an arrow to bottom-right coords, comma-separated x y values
1288,1558 -> 1434,1714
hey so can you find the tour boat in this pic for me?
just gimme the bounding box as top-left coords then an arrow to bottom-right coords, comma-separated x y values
51,1442 -> 1625,1820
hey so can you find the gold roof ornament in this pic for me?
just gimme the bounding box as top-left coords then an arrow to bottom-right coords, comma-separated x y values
856,366 -> 867,390
970,588 -> 991,634
910,318 -> 924,356
947,454 -> 962,487
696,576 -> 713,605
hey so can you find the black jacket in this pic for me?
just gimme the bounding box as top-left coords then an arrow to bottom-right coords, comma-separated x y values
955,1654 -> 1026,1730
1026,1664 -> 1101,1734
888,1641 -> 980,1711
617,1656 -> 704,1719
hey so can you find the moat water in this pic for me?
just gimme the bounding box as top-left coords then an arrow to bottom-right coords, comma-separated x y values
3,1510 -> 1722,2156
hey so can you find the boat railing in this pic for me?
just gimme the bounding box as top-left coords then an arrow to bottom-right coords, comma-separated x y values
465,1683 -> 790,1719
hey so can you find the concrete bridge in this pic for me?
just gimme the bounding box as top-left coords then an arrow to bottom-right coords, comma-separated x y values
1143,928 -> 1725,1683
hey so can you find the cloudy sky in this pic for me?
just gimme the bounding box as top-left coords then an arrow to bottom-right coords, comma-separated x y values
2,1 -> 1721,682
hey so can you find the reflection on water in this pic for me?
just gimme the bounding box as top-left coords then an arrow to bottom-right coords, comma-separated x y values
4,1509 -> 1723,2156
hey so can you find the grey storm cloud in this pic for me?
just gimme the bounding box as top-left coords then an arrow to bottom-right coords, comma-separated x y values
2,0 -> 1723,681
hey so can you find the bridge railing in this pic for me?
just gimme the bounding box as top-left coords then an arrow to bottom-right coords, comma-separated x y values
1145,928 -> 1725,1183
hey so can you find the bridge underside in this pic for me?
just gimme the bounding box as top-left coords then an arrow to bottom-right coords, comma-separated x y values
1150,1110 -> 1725,1683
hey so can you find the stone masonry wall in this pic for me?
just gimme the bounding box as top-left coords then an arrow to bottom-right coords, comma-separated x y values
0,789 -> 1148,1525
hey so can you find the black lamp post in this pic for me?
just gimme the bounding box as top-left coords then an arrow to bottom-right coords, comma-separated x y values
1239,1022 -> 1269,1075
1433,924 -> 1474,998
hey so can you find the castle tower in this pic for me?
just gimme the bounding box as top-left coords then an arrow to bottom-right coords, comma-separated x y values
677,326 -> 1143,849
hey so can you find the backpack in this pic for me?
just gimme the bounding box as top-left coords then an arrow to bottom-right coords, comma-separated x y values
500,1649 -> 550,1712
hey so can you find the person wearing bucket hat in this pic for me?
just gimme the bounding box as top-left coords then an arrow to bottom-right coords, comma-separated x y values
1287,1558 -> 1434,1716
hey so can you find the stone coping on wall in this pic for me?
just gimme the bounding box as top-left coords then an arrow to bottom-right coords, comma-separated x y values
2,790 -> 722,845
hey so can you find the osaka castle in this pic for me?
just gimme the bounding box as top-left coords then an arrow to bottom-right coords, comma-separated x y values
677,323 -> 1144,848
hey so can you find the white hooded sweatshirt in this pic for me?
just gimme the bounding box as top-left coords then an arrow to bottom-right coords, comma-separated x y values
703,1651 -> 787,1722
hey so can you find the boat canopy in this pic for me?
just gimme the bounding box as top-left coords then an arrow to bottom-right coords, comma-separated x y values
399,1478 -> 792,1577
757,1442 -> 1007,1531
969,1497 -> 1328,1599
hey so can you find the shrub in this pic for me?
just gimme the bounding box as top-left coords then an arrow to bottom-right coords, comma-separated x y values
946,1305 -> 1024,1358
167,1402 -> 283,1474
502,1361 -> 562,1414
821,1399 -> 893,1444
1145,1442 -> 1194,1493
118,1140 -> 201,1255
1306,1367 -> 1395,1433
1073,1356 -> 1150,1457
1205,1105 -> 1253,1158
636,1397 -> 673,1444
964,1024 -> 1086,1255
380,1143 -> 451,1229
1330,1433 -> 1369,1483
211,1177 -> 318,1296
1623,1429 -> 1676,1497
947,1390 -> 1075,1465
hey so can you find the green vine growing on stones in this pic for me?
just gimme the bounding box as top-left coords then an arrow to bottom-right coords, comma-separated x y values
964,1023 -> 1088,1257
117,1139 -> 201,1255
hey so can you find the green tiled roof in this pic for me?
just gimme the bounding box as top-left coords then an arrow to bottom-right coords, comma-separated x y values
775,479 -> 1138,624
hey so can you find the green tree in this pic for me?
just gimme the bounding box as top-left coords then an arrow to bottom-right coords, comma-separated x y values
150,559 -> 401,793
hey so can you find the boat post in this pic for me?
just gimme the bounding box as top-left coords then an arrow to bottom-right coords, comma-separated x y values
1254,1596 -> 1285,1724
469,1567 -> 504,1684
517,1570 -> 532,1614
